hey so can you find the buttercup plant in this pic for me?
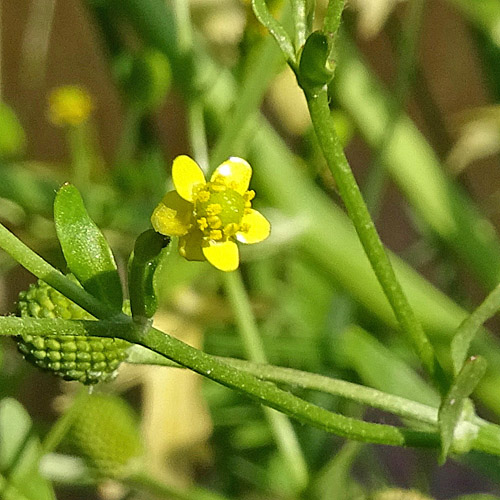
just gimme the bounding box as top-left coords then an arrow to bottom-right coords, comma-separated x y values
3,0 -> 500,498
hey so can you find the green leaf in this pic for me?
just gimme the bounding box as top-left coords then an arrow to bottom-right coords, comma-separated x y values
0,398 -> 55,500
251,0 -> 297,66
128,229 -> 171,320
438,356 -> 487,463
54,183 -> 123,312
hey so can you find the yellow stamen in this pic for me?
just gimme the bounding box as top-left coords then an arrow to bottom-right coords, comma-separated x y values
196,190 -> 210,202
211,182 -> 226,192
224,223 -> 240,236
244,190 -> 255,201
208,216 -> 222,229
206,203 -> 222,216
209,230 -> 223,241
197,217 -> 208,230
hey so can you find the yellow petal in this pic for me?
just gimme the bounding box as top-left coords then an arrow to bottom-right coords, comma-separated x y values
172,155 -> 206,201
178,230 -> 205,261
151,191 -> 192,236
211,157 -> 252,194
236,209 -> 270,244
202,240 -> 239,272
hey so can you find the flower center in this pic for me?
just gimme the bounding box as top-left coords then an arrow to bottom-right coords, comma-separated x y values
193,182 -> 254,242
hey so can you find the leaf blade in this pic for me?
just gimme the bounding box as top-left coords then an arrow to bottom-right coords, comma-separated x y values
54,183 -> 123,312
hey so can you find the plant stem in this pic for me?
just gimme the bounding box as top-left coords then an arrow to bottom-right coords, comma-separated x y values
223,271 -> 309,489
0,315 -> 438,449
305,88 -> 447,393
0,223 -> 116,320
7,315 -> 500,454
451,281 -> 500,375
123,322 -> 440,448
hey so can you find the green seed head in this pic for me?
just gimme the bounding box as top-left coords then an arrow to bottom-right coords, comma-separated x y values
16,278 -> 129,385
68,393 -> 143,477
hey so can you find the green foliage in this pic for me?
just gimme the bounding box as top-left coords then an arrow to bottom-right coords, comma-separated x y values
1,0 -> 500,498
54,183 -> 123,312
0,398 -> 55,500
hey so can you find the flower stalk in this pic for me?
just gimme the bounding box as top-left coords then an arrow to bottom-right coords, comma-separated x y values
305,88 -> 448,393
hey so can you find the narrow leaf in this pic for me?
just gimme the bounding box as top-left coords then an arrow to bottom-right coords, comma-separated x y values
251,0 -> 297,66
451,281 -> 500,375
438,356 -> 487,463
54,183 -> 123,312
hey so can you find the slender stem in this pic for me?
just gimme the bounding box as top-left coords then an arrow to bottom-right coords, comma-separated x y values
291,0 -> 307,50
124,323 -> 440,448
0,222 -> 118,320
323,0 -> 346,39
127,342 -> 439,425
67,123 -> 92,190
451,281 -> 500,375
223,272 -> 267,362
223,271 -> 309,489
7,315 -> 500,455
305,88 -> 447,393
0,315 -> 439,448
173,0 -> 193,54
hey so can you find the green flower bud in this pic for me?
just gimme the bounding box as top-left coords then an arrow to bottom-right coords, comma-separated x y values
68,393 -> 143,477
298,31 -> 335,92
15,278 -> 129,385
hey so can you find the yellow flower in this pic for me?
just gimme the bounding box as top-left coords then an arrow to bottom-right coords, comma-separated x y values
151,155 -> 270,272
48,86 -> 93,127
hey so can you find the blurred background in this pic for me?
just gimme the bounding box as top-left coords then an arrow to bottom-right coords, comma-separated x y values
2,0 -> 500,499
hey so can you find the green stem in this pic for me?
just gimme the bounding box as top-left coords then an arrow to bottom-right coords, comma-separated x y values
122,323 -> 440,448
0,223 -> 116,320
451,281 -> 500,375
223,271 -> 309,489
67,123 -> 93,190
324,0 -> 346,39
7,315 -> 500,455
1,315 -> 438,449
305,88 -> 447,393
291,0 -> 307,50
127,342 -> 438,425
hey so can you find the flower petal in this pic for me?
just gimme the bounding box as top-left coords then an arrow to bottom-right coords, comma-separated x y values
151,190 -> 192,236
211,157 -> 252,194
178,229 -> 206,261
236,209 -> 271,244
202,240 -> 239,272
172,155 -> 206,201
